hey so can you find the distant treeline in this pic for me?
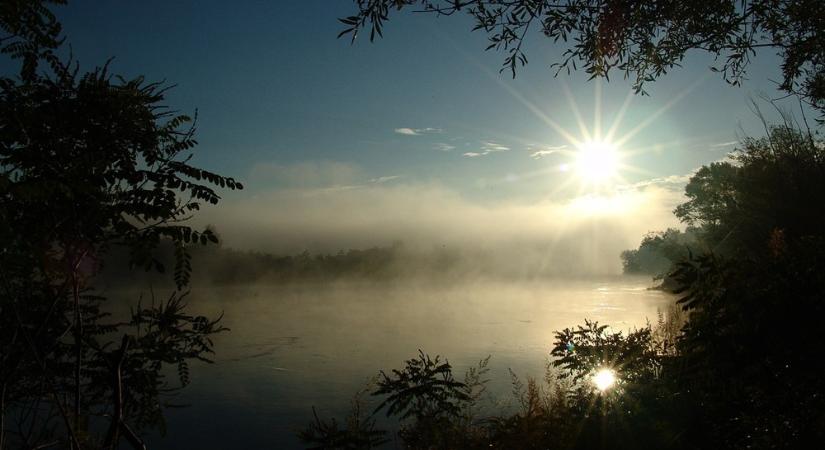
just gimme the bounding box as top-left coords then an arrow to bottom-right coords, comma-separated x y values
98,231 -> 625,287
190,242 -> 448,284
620,228 -> 699,278
98,240 -> 545,287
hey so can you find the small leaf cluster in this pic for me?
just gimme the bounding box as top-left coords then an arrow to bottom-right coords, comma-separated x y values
550,320 -> 660,388
373,350 -> 470,421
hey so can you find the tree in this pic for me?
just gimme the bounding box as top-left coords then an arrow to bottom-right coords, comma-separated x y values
674,162 -> 740,237
341,0 -> 825,115
674,125 -> 825,257
657,123 -> 825,447
669,241 -> 825,448
0,3 -> 242,449
620,228 -> 697,276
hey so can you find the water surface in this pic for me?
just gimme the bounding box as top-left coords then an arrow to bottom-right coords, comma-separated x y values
146,277 -> 671,448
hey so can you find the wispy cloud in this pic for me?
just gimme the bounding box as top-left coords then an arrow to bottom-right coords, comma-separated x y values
529,144 -> 567,159
434,143 -> 456,152
482,141 -> 510,152
626,174 -> 693,193
710,140 -> 738,148
463,141 -> 511,158
370,175 -> 402,184
394,127 -> 442,136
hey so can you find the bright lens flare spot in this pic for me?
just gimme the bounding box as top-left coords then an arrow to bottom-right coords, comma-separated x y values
592,368 -> 617,392
575,140 -> 619,184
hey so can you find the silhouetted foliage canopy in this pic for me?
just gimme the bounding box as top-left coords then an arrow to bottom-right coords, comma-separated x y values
0,2 -> 242,448
675,125 -> 825,256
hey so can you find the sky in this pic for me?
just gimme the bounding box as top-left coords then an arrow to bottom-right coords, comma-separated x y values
18,1 -> 814,269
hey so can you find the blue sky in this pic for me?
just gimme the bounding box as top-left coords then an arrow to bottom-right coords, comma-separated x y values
18,1 -> 812,262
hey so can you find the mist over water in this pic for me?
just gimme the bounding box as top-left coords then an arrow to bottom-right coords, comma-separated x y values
197,181 -> 685,276
143,277 -> 673,448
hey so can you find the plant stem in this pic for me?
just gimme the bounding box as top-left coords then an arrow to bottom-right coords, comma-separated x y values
72,270 -> 82,450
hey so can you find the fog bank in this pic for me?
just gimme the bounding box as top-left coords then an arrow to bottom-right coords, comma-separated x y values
198,180 -> 684,276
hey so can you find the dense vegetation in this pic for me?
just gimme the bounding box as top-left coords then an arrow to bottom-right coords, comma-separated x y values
619,228 -> 697,277
0,2 -> 240,449
100,240 -> 601,288
100,242 -> 463,287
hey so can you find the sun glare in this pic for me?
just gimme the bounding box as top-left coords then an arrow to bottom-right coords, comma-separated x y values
569,192 -> 637,215
592,368 -> 617,392
485,77 -> 695,205
575,140 -> 619,185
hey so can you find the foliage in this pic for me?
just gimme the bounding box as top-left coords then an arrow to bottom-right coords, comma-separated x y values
661,121 -> 825,447
669,242 -> 825,448
624,123 -> 824,279
298,384 -> 389,450
373,351 -> 469,420
484,368 -> 575,450
101,240 -> 572,286
188,243 -> 408,285
0,3 -> 242,449
302,323 -> 685,449
550,320 -> 659,387
0,0 -> 66,79
675,125 -> 825,256
673,162 -> 740,234
341,0 -> 825,114
620,228 -> 697,276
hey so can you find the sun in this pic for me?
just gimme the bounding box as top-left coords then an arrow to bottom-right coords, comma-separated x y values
574,140 -> 620,185
592,367 -> 617,392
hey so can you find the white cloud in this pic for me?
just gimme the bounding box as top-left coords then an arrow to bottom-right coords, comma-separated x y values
710,140 -> 738,148
394,127 -> 443,136
482,141 -> 510,152
434,143 -> 456,152
462,141 -> 511,157
530,145 -> 567,159
626,174 -> 692,192
370,175 -> 402,184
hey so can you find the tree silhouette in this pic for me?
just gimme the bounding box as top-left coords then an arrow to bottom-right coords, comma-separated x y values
0,3 -> 242,449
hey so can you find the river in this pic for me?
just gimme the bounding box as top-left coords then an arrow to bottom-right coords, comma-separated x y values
143,276 -> 672,448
